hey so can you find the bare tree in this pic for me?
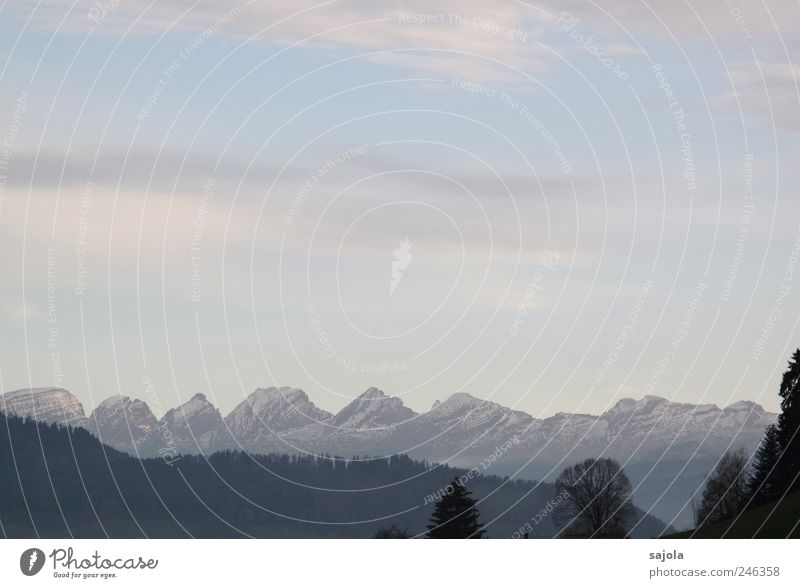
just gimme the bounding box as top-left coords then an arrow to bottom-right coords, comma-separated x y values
553,458 -> 635,538
694,448 -> 750,527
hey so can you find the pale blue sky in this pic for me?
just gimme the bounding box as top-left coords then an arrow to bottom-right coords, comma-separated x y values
1,0 -> 799,418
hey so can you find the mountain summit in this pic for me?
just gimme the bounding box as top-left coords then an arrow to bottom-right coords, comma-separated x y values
1,388 -> 87,427
331,387 -> 417,429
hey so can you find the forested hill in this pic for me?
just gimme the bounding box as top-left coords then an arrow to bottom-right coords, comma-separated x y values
0,412 -> 670,538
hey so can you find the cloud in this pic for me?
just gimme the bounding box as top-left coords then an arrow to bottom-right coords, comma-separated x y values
29,0 -> 800,46
715,60 -> 800,132
551,0 -> 800,45
15,0 -> 558,83
12,0 -> 800,126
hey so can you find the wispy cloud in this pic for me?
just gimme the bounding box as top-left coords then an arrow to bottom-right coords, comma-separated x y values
715,60 -> 800,132
15,0 -> 558,82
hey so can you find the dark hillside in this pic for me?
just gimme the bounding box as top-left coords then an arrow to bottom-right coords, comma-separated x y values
0,412 -> 669,538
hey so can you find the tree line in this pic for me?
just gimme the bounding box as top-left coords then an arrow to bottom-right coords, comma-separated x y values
691,349 -> 800,529
0,406 -> 670,538
0,410 -> 578,538
412,349 -> 800,539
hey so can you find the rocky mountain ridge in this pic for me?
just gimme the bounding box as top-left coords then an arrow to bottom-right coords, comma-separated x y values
1,385 -> 776,528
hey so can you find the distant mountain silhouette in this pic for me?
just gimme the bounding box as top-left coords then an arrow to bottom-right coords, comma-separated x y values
1,386 -> 774,529
0,411 -> 671,538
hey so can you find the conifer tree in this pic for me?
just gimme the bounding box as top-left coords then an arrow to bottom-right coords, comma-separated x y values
426,478 -> 486,538
749,424 -> 781,505
776,349 -> 800,491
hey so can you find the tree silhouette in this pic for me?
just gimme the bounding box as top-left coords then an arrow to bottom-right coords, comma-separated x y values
776,349 -> 800,492
426,478 -> 486,538
552,458 -> 634,538
694,448 -> 750,527
749,424 -> 781,506
373,524 -> 411,538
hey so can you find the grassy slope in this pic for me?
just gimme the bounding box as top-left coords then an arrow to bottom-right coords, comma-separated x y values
668,491 -> 800,538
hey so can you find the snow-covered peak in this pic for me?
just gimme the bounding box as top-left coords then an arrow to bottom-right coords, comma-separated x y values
359,387 -> 388,400
603,395 -> 772,430
606,395 -> 693,418
93,394 -> 153,415
97,394 -> 129,409
182,393 -> 213,413
162,393 -> 222,435
637,395 -> 671,410
608,397 -> 638,413
440,392 -> 482,406
432,392 -> 504,417
1,387 -> 87,426
427,392 -> 534,431
724,399 -> 762,412
247,387 -> 311,411
189,392 -> 209,404
225,386 -> 332,435
331,388 -> 417,429
91,395 -> 156,422
86,394 -> 158,454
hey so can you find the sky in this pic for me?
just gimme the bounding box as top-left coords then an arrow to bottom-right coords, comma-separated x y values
0,0 -> 799,419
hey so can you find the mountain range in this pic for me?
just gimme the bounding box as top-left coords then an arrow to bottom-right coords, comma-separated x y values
0,386 -> 775,529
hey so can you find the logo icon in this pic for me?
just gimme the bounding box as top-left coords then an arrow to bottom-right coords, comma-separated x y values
20,548 -> 46,576
390,238 -> 413,295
